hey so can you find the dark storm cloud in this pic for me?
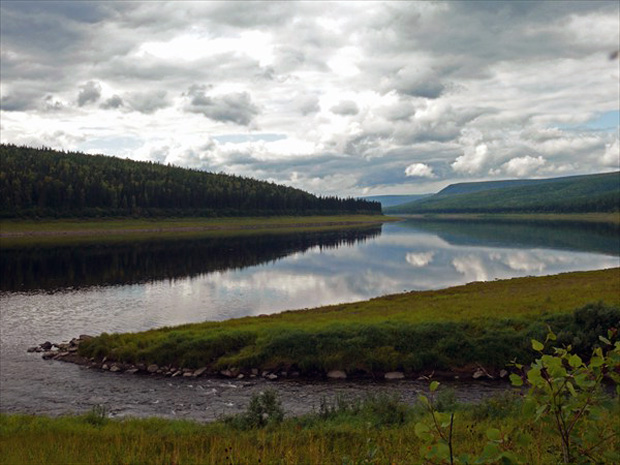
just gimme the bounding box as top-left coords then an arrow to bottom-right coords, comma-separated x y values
0,92 -> 38,112
126,91 -> 169,114
100,95 -> 124,110
184,85 -> 259,125
77,81 -> 102,106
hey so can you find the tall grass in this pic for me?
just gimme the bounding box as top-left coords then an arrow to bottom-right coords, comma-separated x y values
2,391 -> 618,464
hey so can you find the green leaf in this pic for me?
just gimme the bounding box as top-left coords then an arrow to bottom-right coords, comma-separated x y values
568,354 -> 582,368
599,335 -> 611,345
486,428 -> 501,441
535,405 -> 548,421
531,339 -> 544,352
589,355 -> 604,368
430,380 -> 440,392
509,373 -> 523,387
566,381 -> 577,397
515,432 -> 532,447
414,422 -> 430,439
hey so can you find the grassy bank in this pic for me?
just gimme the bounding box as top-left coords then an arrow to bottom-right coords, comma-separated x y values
0,215 -> 393,246
78,269 -> 620,377
2,390 -> 618,465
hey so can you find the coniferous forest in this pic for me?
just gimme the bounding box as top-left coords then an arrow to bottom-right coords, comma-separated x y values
0,144 -> 381,218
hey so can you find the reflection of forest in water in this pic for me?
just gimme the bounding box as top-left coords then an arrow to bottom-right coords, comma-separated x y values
400,219 -> 620,257
1,227 -> 381,292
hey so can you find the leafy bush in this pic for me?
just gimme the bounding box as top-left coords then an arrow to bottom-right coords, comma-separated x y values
225,390 -> 284,430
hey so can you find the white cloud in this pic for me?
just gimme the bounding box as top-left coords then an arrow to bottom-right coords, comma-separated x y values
502,155 -> 546,177
602,139 -> 619,167
405,162 -> 436,178
452,143 -> 490,175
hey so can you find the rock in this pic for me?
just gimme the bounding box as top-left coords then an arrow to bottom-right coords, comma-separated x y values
40,341 -> 52,351
251,368 -> 259,376
221,368 -> 240,378
102,364 -> 110,370
27,346 -> 38,353
109,365 -> 121,372
79,334 -> 94,341
384,372 -> 405,380
68,346 -> 78,353
499,369 -> 508,378
266,373 -> 278,381
237,374 -> 245,379
193,367 -> 208,377
147,364 -> 159,373
183,372 -> 193,377
172,370 -> 182,377
472,369 -> 485,379
327,370 -> 347,379
124,368 -> 139,375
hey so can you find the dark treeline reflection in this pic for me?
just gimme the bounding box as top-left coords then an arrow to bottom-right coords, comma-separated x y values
401,219 -> 620,256
1,227 -> 381,292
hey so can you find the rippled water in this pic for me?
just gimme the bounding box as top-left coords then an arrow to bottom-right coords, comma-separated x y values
1,219 -> 618,418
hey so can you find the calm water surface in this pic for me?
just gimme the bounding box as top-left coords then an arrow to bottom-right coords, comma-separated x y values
1,219 -> 618,419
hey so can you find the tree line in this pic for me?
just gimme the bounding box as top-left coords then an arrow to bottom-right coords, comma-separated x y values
0,144 -> 381,218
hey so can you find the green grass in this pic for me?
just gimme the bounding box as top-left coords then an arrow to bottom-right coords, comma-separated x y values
1,392 -> 618,464
0,215 -> 394,246
78,269 -> 620,375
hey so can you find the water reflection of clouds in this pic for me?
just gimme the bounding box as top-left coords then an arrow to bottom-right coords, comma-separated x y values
452,255 -> 490,282
4,223 -> 619,339
406,252 -> 435,268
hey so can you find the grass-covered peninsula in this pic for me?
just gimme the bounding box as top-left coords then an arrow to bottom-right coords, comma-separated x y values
74,269 -> 620,379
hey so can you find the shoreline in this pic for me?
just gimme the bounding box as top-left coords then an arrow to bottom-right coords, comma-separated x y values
29,336 -> 506,384
0,215 -> 393,238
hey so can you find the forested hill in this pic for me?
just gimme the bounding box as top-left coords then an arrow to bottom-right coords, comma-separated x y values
0,145 -> 381,218
386,171 -> 620,214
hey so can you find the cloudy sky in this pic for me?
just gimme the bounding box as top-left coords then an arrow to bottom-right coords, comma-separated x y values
1,1 -> 618,196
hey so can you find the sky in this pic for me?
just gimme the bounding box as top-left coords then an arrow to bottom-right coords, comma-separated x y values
0,1 -> 618,196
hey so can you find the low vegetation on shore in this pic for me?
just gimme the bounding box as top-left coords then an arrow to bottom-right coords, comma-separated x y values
75,269 -> 620,379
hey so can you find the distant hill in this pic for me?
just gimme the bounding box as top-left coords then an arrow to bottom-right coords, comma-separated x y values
386,172 -> 620,214
361,194 -> 431,208
0,144 -> 381,218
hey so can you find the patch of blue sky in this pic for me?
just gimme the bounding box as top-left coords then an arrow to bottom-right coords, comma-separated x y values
556,110 -> 619,132
213,133 -> 287,144
77,135 -> 143,154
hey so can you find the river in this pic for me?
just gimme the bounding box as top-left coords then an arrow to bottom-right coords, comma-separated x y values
1,218 -> 618,420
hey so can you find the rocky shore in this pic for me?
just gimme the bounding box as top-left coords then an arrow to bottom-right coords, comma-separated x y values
28,337 -> 509,383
